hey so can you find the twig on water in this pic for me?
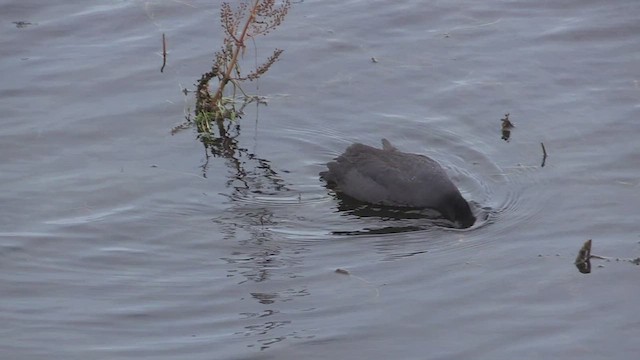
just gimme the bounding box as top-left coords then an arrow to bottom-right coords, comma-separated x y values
540,142 -> 547,167
161,33 -> 167,73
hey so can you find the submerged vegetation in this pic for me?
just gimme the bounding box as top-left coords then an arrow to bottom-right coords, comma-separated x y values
173,0 -> 290,143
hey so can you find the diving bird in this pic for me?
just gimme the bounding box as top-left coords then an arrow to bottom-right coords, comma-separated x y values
320,139 -> 476,228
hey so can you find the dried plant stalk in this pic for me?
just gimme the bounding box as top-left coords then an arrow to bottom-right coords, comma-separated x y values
189,0 -> 290,137
210,0 -> 290,109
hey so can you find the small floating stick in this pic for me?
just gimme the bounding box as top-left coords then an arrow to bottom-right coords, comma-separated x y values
161,33 -> 167,73
540,142 -> 548,167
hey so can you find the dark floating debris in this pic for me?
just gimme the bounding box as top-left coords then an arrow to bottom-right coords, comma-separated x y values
574,239 -> 640,274
334,268 -> 381,298
575,239 -> 592,274
497,113 -> 548,166
13,21 -> 34,28
500,113 -> 514,141
160,33 -> 167,73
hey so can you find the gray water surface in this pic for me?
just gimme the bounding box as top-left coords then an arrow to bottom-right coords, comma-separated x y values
2,0 -> 639,359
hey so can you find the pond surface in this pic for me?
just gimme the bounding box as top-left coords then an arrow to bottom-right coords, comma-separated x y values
2,0 -> 639,359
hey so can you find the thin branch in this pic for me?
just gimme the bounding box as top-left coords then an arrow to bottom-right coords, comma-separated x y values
160,33 -> 167,73
212,0 -> 260,104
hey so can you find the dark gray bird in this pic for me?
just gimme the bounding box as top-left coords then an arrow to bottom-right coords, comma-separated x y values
320,139 -> 476,228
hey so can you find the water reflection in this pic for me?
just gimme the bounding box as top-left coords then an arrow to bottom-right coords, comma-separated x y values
250,292 -> 279,305
198,118 -> 288,199
200,112 -> 310,351
237,319 -> 291,351
328,191 -> 490,235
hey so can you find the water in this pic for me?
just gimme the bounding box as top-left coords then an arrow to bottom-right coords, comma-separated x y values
1,0 -> 639,359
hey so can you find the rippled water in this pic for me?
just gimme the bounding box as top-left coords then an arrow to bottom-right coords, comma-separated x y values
2,0 -> 639,359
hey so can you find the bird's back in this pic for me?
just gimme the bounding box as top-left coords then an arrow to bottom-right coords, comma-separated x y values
320,139 -> 459,208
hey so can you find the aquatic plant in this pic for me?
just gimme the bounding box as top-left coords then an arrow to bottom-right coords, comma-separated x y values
190,0 -> 290,136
